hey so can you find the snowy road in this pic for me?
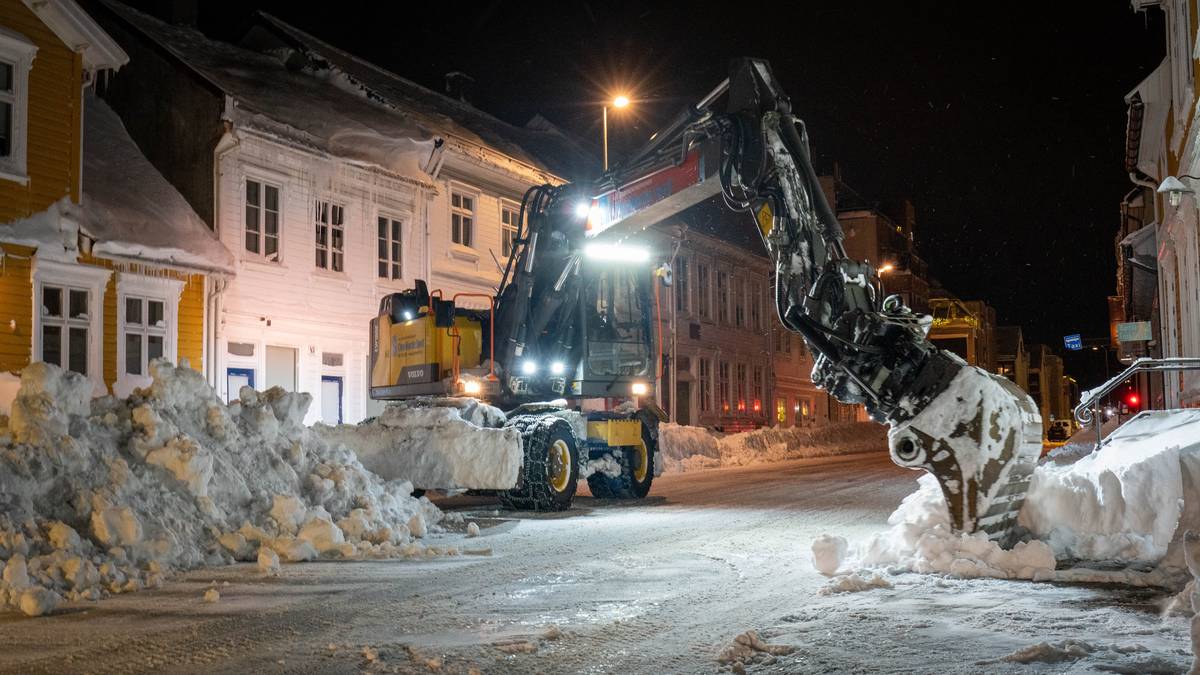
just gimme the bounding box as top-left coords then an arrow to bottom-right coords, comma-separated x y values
0,452 -> 1191,674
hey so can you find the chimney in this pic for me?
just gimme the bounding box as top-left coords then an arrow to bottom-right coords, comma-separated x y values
444,71 -> 475,104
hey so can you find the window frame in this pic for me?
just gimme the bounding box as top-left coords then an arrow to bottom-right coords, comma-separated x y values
698,356 -> 712,413
696,262 -> 711,321
716,270 -> 729,324
313,198 -> 346,273
115,274 -> 184,394
500,199 -> 520,259
449,184 -> 479,250
0,30 -> 37,185
376,212 -> 404,283
718,360 -> 731,413
244,176 -> 283,262
675,256 -> 689,314
32,260 -> 110,392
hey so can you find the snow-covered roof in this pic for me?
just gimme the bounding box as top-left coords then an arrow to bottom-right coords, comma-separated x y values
22,0 -> 128,73
81,92 -> 234,273
246,12 -> 595,182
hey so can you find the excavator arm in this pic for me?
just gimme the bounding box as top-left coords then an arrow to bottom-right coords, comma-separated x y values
585,58 -> 1043,542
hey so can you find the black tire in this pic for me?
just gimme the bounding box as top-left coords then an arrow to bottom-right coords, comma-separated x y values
499,415 -> 579,511
587,425 -> 655,499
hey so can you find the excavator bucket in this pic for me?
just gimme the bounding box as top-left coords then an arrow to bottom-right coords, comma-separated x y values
886,359 -> 1044,543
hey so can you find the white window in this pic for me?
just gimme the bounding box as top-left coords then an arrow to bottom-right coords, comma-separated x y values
33,261 -> 110,390
451,190 -> 474,247
122,296 -> 165,376
0,30 -> 36,184
245,179 -> 280,260
377,215 -> 402,280
501,203 -> 520,257
116,274 -> 183,397
39,284 -> 90,375
314,199 -> 345,272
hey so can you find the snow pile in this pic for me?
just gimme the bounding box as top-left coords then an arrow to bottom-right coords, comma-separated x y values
817,572 -> 893,596
0,361 -> 443,616
317,398 -> 522,491
1021,409 -> 1200,562
660,422 -> 887,473
811,535 -> 848,576
716,630 -> 794,667
858,474 -> 1057,580
1186,532 -> 1200,673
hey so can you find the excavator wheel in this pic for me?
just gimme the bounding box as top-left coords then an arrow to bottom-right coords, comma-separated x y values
499,415 -> 579,511
587,427 -> 655,500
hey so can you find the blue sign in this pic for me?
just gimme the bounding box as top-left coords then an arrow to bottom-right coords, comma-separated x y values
1064,334 -> 1082,351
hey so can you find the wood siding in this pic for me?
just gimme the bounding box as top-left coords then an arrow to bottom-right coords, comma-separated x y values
0,244 -> 35,373
0,0 -> 82,221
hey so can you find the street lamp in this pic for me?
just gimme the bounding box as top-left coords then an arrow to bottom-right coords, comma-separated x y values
877,263 -> 894,275
1157,175 -> 1199,207
603,94 -> 631,172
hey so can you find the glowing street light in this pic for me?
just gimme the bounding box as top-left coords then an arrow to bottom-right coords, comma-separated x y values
603,93 -> 632,172
877,263 -> 895,275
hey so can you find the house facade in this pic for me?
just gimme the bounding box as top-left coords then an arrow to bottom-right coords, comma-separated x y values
93,2 -> 585,424
1124,0 -> 1200,408
0,0 -> 229,409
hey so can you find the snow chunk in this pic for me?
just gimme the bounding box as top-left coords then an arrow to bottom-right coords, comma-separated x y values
817,572 -> 893,596
17,587 -> 60,617
257,547 -> 281,574
1003,640 -> 1095,664
811,535 -> 848,576
202,588 -> 220,603
466,522 -> 480,538
716,631 -> 794,665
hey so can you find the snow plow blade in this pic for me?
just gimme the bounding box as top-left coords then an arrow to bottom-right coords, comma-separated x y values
886,359 -> 1043,544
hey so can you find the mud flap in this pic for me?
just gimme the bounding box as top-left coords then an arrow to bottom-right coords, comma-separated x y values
887,362 -> 1043,544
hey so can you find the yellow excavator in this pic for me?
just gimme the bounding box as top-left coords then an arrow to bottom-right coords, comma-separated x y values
369,58 -> 1043,543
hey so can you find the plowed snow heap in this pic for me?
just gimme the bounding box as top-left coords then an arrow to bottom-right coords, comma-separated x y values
0,361 -> 443,616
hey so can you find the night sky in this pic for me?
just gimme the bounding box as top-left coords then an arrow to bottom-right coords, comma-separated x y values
179,0 -> 1166,387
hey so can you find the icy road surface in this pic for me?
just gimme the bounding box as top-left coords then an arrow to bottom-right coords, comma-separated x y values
0,452 -> 1191,674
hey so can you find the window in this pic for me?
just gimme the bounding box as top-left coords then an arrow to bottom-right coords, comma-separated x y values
0,30 -> 35,182
314,200 -> 345,272
40,285 -> 89,375
718,360 -> 731,413
734,277 -> 745,327
451,190 -> 474,247
697,263 -> 711,320
245,179 -> 280,259
776,398 -> 787,424
501,203 -> 520,257
698,357 -> 712,413
736,363 -> 747,412
752,365 -> 764,414
377,215 -> 402,280
776,329 -> 791,355
717,271 -> 729,324
122,296 -> 166,376
675,257 -> 689,313
750,282 -> 761,331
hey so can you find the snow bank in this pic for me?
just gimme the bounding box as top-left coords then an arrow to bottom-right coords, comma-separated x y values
844,409 -> 1200,585
0,361 -> 444,616
660,422 -> 886,473
317,398 -> 522,490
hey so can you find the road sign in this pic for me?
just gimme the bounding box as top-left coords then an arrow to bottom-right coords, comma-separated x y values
1117,321 -> 1152,343
1064,334 -> 1082,351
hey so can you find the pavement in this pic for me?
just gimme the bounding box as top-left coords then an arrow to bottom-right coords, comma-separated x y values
0,452 -> 1191,674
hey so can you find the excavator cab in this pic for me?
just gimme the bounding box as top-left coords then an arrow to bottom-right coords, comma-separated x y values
572,263 -> 656,399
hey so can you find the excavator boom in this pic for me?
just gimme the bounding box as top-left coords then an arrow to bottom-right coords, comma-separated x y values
583,58 -> 1043,543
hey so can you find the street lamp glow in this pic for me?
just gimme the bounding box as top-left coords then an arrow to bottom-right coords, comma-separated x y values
613,95 -> 630,108
877,263 -> 894,275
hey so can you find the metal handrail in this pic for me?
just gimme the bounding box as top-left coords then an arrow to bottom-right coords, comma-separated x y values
1073,357 -> 1200,447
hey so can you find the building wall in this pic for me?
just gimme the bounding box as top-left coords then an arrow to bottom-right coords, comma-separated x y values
0,0 -> 83,222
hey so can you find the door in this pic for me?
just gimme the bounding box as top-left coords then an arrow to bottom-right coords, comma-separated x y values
227,367 -> 254,403
676,381 -> 691,426
265,345 -> 297,392
321,375 -> 343,425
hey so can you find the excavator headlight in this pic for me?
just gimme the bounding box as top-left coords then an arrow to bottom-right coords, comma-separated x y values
630,381 -> 648,396
550,361 -> 565,375
462,379 -> 482,395
574,202 -> 591,218
584,243 -> 650,263
521,360 -> 538,375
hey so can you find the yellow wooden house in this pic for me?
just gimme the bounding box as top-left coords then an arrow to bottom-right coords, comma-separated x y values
0,0 -> 232,407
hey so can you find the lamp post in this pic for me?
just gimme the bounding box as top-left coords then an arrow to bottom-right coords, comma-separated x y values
603,94 -> 630,172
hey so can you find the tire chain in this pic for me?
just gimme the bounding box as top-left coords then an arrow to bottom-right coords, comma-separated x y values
498,414 -> 572,511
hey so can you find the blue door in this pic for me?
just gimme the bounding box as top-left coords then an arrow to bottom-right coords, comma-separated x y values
227,368 -> 254,403
320,375 -> 343,425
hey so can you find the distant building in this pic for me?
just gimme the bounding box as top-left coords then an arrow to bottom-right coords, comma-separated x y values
994,325 -> 1029,392
926,297 -> 997,372
650,197 -> 828,431
1122,2 -> 1200,408
1027,344 -> 1068,432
